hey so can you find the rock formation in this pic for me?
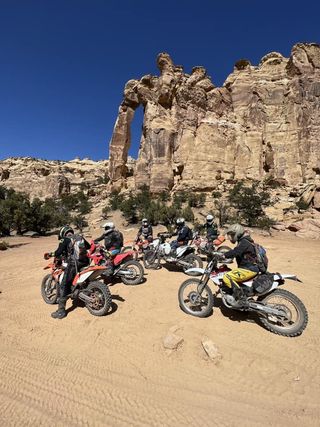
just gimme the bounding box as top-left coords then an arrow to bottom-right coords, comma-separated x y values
109,43 -> 320,194
0,157 -> 109,199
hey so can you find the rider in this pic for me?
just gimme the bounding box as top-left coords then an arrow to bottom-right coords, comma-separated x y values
221,224 -> 259,303
94,222 -> 123,273
203,214 -> 218,242
170,217 -> 192,255
44,226 -> 90,319
136,218 -> 153,243
94,222 -> 123,255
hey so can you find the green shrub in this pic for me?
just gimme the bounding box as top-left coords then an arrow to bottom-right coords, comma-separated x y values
228,180 -> 273,227
72,215 -> 88,233
296,199 -> 309,211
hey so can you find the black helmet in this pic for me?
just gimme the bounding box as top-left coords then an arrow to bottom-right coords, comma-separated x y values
58,225 -> 74,240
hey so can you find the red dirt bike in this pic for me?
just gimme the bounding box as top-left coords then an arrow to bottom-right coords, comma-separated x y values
121,238 -> 153,260
88,242 -> 144,285
41,257 -> 112,316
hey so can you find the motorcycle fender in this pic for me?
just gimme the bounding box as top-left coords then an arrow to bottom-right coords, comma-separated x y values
77,271 -> 94,283
211,276 -> 221,285
185,267 -> 205,276
273,273 -> 302,282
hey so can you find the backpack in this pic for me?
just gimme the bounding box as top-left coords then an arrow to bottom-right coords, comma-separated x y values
69,234 -> 87,261
187,227 -> 193,242
252,243 -> 268,273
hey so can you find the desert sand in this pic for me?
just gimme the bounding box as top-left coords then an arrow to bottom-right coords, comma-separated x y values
0,231 -> 319,426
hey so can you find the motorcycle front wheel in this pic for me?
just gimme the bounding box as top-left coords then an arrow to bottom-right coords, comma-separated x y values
258,289 -> 308,337
41,274 -> 59,304
178,278 -> 213,318
120,260 -> 144,285
85,281 -> 112,316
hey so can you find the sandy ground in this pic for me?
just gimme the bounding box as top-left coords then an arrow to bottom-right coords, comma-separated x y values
0,231 -> 319,427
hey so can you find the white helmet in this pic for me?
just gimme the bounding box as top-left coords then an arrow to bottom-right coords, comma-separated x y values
176,217 -> 185,226
142,218 -> 148,225
102,222 -> 115,234
206,214 -> 214,225
226,223 -> 244,243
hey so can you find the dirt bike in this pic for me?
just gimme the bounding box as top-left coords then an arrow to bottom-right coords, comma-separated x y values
41,257 -> 112,316
143,232 -> 203,275
88,242 -> 144,285
191,232 -> 231,257
121,237 -> 152,260
178,252 -> 308,337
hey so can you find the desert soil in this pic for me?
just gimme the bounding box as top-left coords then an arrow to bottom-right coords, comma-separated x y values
0,231 -> 319,426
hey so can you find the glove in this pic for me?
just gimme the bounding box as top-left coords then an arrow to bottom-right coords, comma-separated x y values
44,252 -> 52,260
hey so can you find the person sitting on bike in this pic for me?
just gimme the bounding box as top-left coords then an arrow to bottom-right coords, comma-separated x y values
94,222 -> 123,255
94,222 -> 124,274
203,214 -> 218,242
136,218 -> 153,243
170,217 -> 192,255
44,225 -> 90,320
221,224 -> 259,303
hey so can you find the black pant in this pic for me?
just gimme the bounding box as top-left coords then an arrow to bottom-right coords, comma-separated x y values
60,260 -> 89,298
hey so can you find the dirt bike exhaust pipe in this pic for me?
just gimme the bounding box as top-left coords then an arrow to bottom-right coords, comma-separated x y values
116,270 -> 134,277
176,260 -> 190,267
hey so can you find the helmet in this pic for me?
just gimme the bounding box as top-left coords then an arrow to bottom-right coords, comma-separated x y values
176,217 -> 185,227
142,218 -> 148,226
206,214 -> 214,225
226,224 -> 244,243
58,225 -> 74,240
102,222 -> 115,235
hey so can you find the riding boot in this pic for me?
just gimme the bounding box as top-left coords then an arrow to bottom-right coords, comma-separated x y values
51,297 -> 67,319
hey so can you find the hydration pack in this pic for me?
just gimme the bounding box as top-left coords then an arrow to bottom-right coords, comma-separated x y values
252,243 -> 268,273
69,234 -> 87,261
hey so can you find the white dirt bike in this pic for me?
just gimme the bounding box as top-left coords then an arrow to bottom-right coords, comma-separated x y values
178,252 -> 308,336
143,232 -> 203,275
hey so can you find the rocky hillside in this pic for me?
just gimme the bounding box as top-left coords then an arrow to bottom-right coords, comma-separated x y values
109,43 -> 320,197
0,157 -> 135,200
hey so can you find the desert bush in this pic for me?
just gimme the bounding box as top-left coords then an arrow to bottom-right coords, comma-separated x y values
72,214 -> 88,233
0,240 -> 9,250
228,180 -> 273,227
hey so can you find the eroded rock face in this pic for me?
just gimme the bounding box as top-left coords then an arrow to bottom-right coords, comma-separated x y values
109,43 -> 320,194
0,157 -> 110,199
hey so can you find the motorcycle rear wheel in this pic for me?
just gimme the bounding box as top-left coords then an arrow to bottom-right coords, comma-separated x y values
258,289 -> 308,336
120,260 -> 144,285
178,278 -> 213,318
41,274 -> 59,304
85,281 -> 112,316
143,250 -> 161,269
182,254 -> 203,275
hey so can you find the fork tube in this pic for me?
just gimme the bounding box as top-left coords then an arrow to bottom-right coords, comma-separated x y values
197,272 -> 210,295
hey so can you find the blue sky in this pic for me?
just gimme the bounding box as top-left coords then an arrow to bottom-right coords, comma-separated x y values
0,0 -> 319,161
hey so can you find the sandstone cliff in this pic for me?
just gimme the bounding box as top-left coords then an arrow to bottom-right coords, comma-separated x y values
109,43 -> 320,196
